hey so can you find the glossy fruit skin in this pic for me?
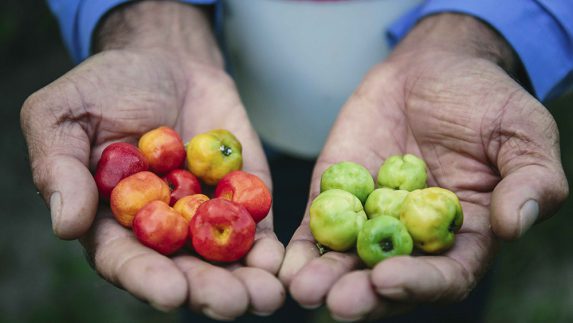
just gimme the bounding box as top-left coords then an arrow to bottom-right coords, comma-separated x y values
94,142 -> 149,200
214,171 -> 272,223
163,169 -> 202,206
377,154 -> 428,191
133,200 -> 188,255
357,215 -> 413,268
186,129 -> 243,185
110,171 -> 171,227
173,194 -> 210,223
320,161 -> 375,204
400,187 -> 463,253
190,198 -> 255,263
138,126 -> 186,174
309,189 -> 367,252
364,188 -> 409,219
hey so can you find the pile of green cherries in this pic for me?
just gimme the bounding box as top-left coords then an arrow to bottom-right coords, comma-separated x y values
310,154 -> 463,268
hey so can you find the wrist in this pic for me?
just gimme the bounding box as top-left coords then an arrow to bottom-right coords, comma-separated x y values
93,0 -> 223,69
391,13 -> 518,75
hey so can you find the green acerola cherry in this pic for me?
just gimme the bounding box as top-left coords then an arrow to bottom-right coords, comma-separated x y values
310,189 -> 367,251
320,161 -> 375,204
377,154 -> 427,191
364,188 -> 409,219
357,215 -> 413,268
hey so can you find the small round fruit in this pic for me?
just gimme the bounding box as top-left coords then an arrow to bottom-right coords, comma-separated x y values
94,142 -> 149,200
186,129 -> 243,185
110,171 -> 171,227
173,194 -> 210,223
138,126 -> 186,174
133,200 -> 188,255
309,189 -> 367,251
377,154 -> 427,191
400,187 -> 463,253
163,169 -> 202,206
214,171 -> 272,223
320,161 -> 375,204
190,198 -> 255,263
357,215 -> 413,267
364,188 -> 409,219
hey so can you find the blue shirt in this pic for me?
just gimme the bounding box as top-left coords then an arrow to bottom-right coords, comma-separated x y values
47,0 -> 573,101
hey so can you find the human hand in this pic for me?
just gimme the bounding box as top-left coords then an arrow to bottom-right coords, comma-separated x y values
279,14 -> 568,320
21,2 -> 284,319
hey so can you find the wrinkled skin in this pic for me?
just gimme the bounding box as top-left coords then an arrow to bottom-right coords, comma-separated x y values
279,18 -> 569,321
20,49 -> 285,319
20,5 -> 569,321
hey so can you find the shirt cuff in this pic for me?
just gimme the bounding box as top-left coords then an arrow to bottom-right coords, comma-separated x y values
75,0 -> 217,63
387,0 -> 573,101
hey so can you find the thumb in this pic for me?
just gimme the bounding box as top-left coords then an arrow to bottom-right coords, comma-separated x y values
21,87 -> 98,240
491,164 -> 568,240
490,108 -> 569,240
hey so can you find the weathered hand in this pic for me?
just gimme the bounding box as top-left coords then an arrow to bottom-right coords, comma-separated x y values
21,2 -> 284,319
279,14 -> 568,320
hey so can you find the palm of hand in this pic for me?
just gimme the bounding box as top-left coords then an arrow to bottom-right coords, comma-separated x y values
22,50 -> 284,318
281,54 -> 566,320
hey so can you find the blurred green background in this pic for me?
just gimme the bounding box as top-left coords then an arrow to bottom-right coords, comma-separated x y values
1,1 -> 571,322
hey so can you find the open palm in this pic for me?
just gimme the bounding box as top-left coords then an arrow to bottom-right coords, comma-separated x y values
21,49 -> 285,319
280,50 -> 568,320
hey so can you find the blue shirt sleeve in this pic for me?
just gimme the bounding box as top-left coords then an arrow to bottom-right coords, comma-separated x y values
46,0 -> 217,64
387,0 -> 573,101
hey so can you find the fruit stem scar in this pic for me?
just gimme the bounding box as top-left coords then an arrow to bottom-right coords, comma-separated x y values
448,220 -> 456,233
213,225 -> 232,244
220,145 -> 233,156
381,239 -> 394,252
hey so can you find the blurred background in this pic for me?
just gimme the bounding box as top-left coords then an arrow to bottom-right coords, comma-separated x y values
1,1 -> 572,322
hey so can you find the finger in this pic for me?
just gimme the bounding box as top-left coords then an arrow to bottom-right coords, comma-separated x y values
229,129 -> 286,274
289,251 -> 361,309
327,270 -> 413,321
21,88 -> 98,239
278,164 -> 324,286
279,149 -> 380,291
233,267 -> 286,316
372,233 -> 493,303
491,164 -> 568,239
174,256 -> 249,320
278,227 -> 321,287
81,215 -> 188,311
371,202 -> 496,304
489,103 -> 569,240
244,233 -> 285,275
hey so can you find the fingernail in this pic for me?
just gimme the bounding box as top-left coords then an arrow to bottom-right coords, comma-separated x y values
376,287 -> 406,299
250,310 -> 274,317
519,200 -> 539,237
203,308 -> 234,321
50,192 -> 62,231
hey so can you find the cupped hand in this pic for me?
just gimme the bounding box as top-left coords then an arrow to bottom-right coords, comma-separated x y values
279,15 -> 568,321
20,48 -> 285,318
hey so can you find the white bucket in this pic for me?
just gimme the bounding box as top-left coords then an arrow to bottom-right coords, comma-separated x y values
223,0 -> 422,158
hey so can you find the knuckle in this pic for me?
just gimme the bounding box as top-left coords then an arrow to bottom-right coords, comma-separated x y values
20,90 -> 48,131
